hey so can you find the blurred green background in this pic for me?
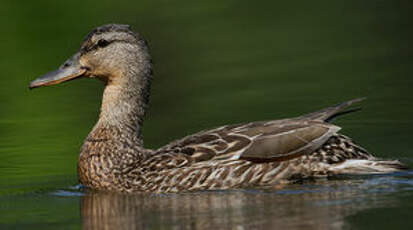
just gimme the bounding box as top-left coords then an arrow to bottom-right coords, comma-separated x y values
1,0 -> 412,192
0,0 -> 412,229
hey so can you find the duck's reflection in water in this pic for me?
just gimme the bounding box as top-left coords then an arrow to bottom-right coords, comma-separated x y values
80,179 -> 397,230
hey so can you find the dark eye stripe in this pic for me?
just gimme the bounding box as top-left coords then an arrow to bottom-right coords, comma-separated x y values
97,39 -> 110,47
81,39 -> 131,54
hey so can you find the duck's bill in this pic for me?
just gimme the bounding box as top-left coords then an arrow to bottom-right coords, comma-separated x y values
29,53 -> 86,89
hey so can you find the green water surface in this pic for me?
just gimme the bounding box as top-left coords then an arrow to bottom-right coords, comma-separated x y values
0,0 -> 412,229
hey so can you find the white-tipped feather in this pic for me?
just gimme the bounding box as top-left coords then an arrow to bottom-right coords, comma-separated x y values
328,159 -> 404,174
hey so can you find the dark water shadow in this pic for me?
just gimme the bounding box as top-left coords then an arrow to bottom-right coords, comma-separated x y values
76,172 -> 413,230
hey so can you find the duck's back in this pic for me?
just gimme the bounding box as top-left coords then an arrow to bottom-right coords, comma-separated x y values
133,99 -> 405,193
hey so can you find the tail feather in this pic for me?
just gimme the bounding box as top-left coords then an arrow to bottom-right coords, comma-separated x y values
302,97 -> 366,122
328,159 -> 408,174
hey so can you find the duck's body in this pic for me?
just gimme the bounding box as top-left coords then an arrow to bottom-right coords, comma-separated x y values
77,99 -> 403,193
30,24 -> 406,193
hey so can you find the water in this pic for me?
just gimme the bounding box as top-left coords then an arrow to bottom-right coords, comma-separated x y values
2,174 -> 413,229
1,0 -> 413,229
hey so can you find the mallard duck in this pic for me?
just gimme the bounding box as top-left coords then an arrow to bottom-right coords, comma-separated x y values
29,24 -> 406,193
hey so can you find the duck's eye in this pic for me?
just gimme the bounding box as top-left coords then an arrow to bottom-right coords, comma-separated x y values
97,39 -> 110,48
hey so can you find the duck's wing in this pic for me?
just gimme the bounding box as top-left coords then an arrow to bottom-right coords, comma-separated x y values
156,98 -> 363,165
157,119 -> 340,164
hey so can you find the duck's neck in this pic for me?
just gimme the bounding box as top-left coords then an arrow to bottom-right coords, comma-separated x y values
78,39 -> 153,191
94,55 -> 152,146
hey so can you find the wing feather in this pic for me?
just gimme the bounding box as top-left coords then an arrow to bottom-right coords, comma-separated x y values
157,119 -> 341,165
154,99 -> 364,168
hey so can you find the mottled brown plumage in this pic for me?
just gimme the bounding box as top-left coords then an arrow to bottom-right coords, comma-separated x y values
30,24 -> 406,193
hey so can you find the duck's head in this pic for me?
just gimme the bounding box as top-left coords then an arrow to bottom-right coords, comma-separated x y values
29,24 -> 151,89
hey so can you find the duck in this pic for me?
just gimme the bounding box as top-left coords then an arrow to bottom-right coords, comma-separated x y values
29,24 -> 406,193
